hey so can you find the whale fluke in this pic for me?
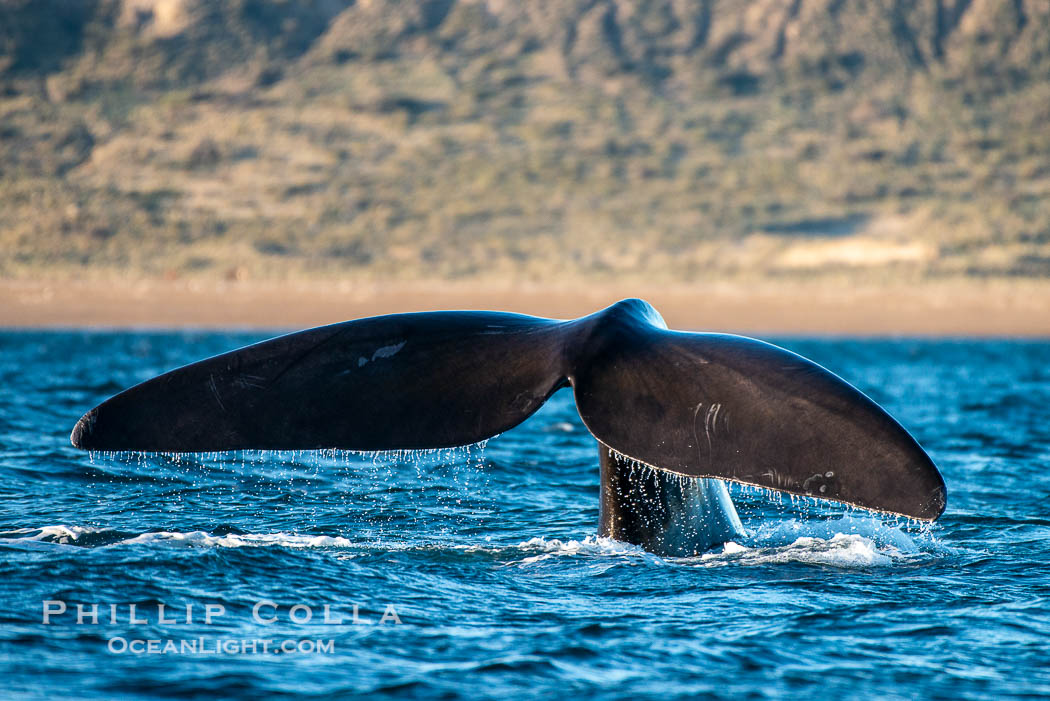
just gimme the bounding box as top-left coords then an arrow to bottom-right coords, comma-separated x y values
71,311 -> 569,452
71,298 -> 946,522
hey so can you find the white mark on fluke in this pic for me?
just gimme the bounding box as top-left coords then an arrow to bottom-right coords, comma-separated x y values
692,402 -> 705,466
372,341 -> 406,360
358,341 -> 407,368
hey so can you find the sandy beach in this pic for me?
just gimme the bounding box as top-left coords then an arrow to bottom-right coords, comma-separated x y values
3,277 -> 1047,336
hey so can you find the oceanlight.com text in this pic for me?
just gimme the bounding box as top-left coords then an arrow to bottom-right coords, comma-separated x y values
107,637 -> 336,655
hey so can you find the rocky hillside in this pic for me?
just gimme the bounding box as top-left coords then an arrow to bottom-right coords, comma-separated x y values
1,0 -> 1048,281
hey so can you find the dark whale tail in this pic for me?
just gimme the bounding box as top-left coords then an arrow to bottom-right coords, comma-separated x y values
71,298 -> 946,521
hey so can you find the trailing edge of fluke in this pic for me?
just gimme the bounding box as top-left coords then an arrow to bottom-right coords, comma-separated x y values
71,298 -> 947,521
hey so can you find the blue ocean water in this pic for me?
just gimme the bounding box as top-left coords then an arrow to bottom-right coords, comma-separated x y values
1,330 -> 1049,699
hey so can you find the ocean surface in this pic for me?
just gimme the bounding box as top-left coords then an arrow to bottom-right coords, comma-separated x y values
1,330 -> 1049,699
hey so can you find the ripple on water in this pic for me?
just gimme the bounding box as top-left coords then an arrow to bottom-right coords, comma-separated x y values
2,333 -> 1049,699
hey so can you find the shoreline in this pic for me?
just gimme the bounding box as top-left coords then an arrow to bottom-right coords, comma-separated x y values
2,277 -> 1048,336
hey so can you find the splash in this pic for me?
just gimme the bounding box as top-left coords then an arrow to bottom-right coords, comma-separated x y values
82,441 -> 497,534
696,533 -> 902,568
511,535 -> 664,565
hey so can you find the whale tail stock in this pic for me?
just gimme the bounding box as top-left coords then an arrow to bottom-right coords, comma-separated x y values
70,298 -> 946,521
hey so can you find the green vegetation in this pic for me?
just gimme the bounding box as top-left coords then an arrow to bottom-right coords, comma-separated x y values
1,0 -> 1049,282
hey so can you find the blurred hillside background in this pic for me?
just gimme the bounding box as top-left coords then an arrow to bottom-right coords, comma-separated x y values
1,0 -> 1048,291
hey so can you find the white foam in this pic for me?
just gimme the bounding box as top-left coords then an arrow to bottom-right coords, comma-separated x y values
0,525 -> 112,544
120,531 -> 355,548
512,535 -> 664,565
747,514 -> 921,554
0,525 -> 354,549
697,533 -> 899,568
0,517 -> 930,568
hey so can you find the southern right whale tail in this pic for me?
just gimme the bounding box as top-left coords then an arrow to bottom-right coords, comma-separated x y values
71,298 -> 946,522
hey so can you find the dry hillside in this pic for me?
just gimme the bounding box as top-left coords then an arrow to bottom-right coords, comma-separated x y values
1,0 -> 1049,283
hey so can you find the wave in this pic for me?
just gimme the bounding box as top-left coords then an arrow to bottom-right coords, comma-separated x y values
0,515 -> 933,568
688,514 -> 932,568
746,513 -> 926,552
509,530 -> 912,569
119,531 -> 356,548
511,535 -> 664,565
0,525 -> 354,549
695,533 -> 902,568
